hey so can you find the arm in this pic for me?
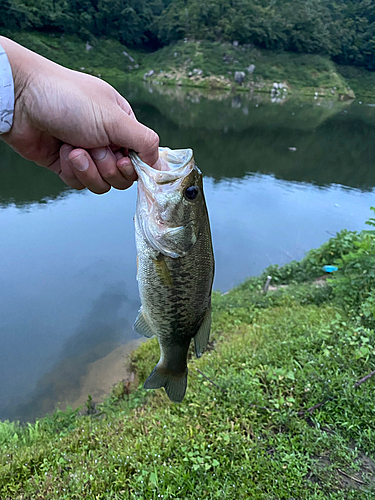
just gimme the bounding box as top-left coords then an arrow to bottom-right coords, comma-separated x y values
0,36 -> 159,194
0,43 -> 14,134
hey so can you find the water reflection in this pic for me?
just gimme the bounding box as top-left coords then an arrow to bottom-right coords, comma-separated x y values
2,86 -> 375,210
0,145 -> 68,207
3,286 -> 139,421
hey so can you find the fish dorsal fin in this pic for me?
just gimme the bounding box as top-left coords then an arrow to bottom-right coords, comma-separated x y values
194,303 -> 212,358
133,308 -> 155,338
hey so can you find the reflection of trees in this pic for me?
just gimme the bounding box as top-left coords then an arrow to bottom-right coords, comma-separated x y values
0,143 -> 69,207
130,88 -> 375,191
3,83 -> 375,208
122,82 -> 350,132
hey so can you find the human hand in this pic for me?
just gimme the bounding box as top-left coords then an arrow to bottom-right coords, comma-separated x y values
0,36 -> 159,194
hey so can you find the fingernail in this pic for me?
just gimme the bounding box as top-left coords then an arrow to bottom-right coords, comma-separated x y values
91,147 -> 108,161
118,157 -> 131,167
71,154 -> 89,171
62,145 -> 73,161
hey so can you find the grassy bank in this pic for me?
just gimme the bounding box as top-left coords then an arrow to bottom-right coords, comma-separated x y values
5,31 -> 375,97
1,220 -> 375,498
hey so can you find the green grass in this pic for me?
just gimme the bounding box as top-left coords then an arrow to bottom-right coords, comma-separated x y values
2,31 -> 142,80
6,31 -> 375,97
138,40 -> 354,97
336,65 -> 375,99
2,234 -> 375,498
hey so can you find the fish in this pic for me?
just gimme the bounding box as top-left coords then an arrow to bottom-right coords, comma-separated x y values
130,147 -> 215,403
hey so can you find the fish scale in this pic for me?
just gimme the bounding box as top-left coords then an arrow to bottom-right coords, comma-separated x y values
131,147 -> 215,402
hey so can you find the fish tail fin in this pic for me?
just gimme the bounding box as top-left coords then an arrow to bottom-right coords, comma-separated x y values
144,364 -> 188,403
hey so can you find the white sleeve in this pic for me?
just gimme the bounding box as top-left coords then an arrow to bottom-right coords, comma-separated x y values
0,44 -> 14,134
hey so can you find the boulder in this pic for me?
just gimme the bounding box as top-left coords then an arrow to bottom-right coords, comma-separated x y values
247,64 -> 255,74
143,69 -> 155,80
234,71 -> 246,84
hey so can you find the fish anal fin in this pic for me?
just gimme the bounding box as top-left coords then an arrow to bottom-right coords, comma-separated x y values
144,364 -> 188,403
133,308 -> 155,338
194,304 -> 212,358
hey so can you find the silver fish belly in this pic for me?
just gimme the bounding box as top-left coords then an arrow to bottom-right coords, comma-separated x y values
131,147 -> 215,402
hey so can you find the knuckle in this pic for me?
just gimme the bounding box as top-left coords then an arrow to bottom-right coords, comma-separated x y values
101,168 -> 119,181
147,130 -> 160,150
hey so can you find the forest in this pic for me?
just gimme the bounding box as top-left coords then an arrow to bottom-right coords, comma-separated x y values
0,0 -> 374,69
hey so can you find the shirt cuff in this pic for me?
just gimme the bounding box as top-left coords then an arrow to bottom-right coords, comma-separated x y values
0,43 -> 14,134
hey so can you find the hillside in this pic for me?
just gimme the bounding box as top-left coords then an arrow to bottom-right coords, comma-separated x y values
6,31 -> 375,97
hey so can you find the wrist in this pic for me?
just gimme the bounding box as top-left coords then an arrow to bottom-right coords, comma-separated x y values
0,37 -> 34,103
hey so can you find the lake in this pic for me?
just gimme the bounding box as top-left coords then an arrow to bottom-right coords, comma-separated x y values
1,83 -> 375,422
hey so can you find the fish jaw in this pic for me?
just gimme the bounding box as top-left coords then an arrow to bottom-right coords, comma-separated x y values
132,148 -> 204,258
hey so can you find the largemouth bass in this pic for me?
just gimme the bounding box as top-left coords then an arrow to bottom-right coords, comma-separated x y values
130,147 -> 215,403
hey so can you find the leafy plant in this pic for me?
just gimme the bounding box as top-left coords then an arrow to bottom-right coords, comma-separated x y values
330,208 -> 375,328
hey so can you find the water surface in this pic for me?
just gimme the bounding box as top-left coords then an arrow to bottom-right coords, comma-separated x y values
1,84 -> 375,421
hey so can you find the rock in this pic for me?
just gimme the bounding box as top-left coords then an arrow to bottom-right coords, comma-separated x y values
80,67 -> 85,71
128,65 -> 133,70
86,42 -> 93,51
247,64 -> 255,74
174,52 -> 178,57
288,147 -> 297,152
122,51 -> 134,63
192,68 -> 203,75
188,71 -> 193,77
143,70 -> 155,80
234,71 -> 246,84
197,69 -> 203,76
233,40 -> 239,47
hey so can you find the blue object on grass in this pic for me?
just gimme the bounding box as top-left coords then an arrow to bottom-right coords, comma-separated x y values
322,265 -> 338,273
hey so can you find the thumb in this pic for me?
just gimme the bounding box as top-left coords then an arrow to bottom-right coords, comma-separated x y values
109,108 -> 160,167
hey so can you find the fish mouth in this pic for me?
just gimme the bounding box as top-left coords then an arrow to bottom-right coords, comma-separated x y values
130,147 -> 195,185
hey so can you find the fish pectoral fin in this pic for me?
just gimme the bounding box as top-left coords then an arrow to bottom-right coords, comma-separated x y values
133,308 -> 155,338
144,364 -> 188,403
194,303 -> 212,358
153,254 -> 173,288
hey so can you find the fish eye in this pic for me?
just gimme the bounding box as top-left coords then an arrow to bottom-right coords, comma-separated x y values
184,186 -> 199,201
